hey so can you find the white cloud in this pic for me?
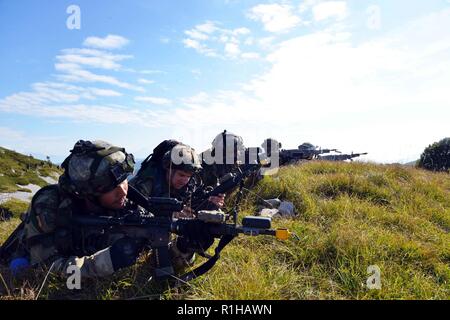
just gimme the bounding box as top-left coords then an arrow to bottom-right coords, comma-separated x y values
0,95 -> 151,125
0,89 -> 170,128
0,82 -> 123,110
55,63 -> 145,92
89,88 -> 122,97
4,10 -> 450,163
56,48 -> 132,70
241,52 -> 260,59
138,78 -> 155,84
248,4 -> 301,33
156,8 -> 450,163
196,21 -> 218,34
183,38 -> 201,49
134,96 -> 172,105
232,27 -> 251,36
183,38 -> 217,57
83,34 -> 130,50
0,36 -> 164,133
182,92 -> 210,106
52,44 -> 144,92
244,37 -> 254,46
57,53 -> 121,70
140,69 -> 165,74
299,0 -> 322,13
30,82 -> 87,102
218,35 -> 229,43
258,36 -> 276,50
312,1 -> 348,21
185,29 -> 209,40
183,21 -> 253,58
225,42 -> 241,57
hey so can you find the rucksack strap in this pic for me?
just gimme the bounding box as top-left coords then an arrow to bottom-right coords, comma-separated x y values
138,140 -> 182,175
178,234 -> 236,283
138,153 -> 154,174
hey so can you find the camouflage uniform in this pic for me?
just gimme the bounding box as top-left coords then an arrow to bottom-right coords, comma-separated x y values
199,158 -> 237,188
129,144 -> 202,216
4,140 -> 193,278
129,164 -> 189,200
199,131 -> 245,188
20,186 -> 193,278
22,185 -> 129,277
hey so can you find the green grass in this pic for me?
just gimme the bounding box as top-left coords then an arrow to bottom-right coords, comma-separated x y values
0,147 -> 62,193
0,199 -> 29,221
0,161 -> 449,299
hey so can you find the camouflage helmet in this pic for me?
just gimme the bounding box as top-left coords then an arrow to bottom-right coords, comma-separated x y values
211,130 -> 245,164
298,142 -> 316,150
59,140 -> 135,198
162,144 -> 202,173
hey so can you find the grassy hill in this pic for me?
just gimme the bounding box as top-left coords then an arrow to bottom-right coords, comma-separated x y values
404,160 -> 419,166
0,161 -> 449,299
0,146 -> 63,194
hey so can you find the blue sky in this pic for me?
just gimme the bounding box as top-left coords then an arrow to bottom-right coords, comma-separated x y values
1,0 -> 449,163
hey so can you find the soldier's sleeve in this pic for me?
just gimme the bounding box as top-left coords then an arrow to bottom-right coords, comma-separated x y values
30,238 -> 119,278
24,188 -> 118,278
60,237 -> 196,278
51,248 -> 116,278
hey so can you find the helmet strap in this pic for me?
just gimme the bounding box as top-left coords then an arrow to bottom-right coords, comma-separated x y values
168,160 -> 172,197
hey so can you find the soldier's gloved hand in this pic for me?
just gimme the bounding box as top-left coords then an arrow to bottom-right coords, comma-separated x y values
176,220 -> 215,254
109,237 -> 145,271
208,193 -> 225,208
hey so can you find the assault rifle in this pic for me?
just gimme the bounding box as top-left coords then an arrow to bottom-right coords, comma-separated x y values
318,152 -> 368,161
279,143 -> 341,165
189,157 -> 266,211
71,185 -> 292,284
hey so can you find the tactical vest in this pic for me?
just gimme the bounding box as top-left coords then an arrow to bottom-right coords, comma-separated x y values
0,185 -> 112,264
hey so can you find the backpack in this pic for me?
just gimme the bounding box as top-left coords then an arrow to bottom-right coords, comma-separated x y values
0,185 -> 63,265
137,139 -> 181,174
